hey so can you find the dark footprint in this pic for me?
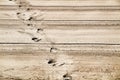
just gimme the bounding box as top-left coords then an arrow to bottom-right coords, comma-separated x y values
32,37 -> 41,42
63,73 -> 72,80
48,59 -> 56,64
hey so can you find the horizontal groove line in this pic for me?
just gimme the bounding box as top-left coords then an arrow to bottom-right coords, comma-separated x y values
0,43 -> 120,45
0,24 -> 120,26
0,23 -> 120,27
0,5 -> 120,11
0,5 -> 120,7
0,19 -> 120,21
32,6 -> 120,7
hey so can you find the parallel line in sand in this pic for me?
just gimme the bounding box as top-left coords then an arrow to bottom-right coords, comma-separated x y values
0,42 -> 120,45
0,5 -> 120,11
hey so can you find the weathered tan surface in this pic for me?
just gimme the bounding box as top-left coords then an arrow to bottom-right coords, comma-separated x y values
0,0 -> 120,80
